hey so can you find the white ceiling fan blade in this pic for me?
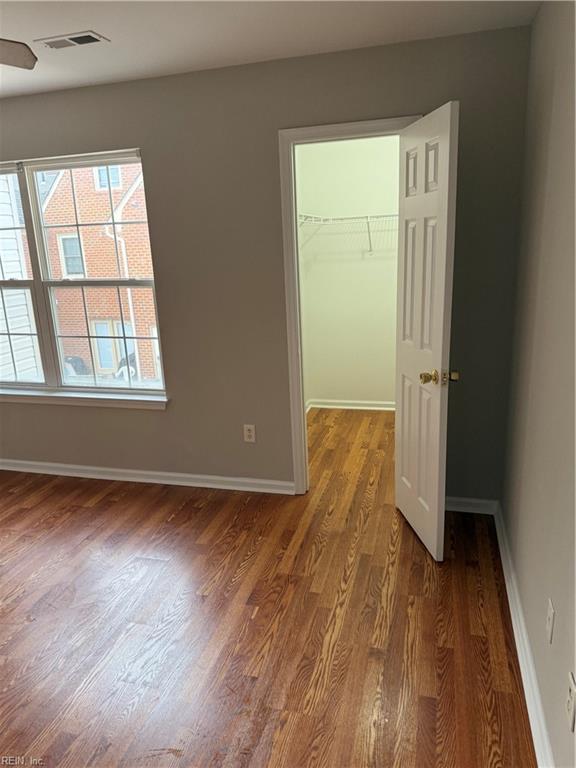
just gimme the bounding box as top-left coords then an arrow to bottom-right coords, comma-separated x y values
0,38 -> 37,70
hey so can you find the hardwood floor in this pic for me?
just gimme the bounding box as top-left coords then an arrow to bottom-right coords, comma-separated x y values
0,409 -> 536,767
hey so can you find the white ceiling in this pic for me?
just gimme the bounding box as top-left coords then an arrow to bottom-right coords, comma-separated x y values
0,1 -> 539,99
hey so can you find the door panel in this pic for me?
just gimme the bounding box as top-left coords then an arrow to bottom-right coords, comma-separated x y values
395,101 -> 459,561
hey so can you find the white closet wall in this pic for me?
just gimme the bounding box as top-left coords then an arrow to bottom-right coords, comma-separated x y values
295,137 -> 399,409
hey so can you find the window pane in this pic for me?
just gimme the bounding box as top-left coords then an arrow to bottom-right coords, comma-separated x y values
44,226 -> 79,280
78,225 -> 120,279
0,228 -> 31,280
0,173 -> 25,227
2,288 -> 37,334
112,164 -> 147,222
129,338 -> 164,389
36,161 -> 153,280
36,170 -> 75,226
114,223 -> 153,278
118,287 -> 158,337
58,337 -> 95,386
91,336 -> 130,387
94,334 -> 115,370
25,154 -> 164,393
0,335 -> 15,381
0,289 -> 44,383
12,334 -> 44,382
84,287 -> 122,333
46,225 -> 120,280
50,287 -> 162,391
0,324 -> 44,382
90,335 -> 138,388
51,287 -> 88,336
0,173 -> 32,279
73,167 -> 113,223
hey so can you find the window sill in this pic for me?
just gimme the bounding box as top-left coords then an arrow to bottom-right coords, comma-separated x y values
0,388 -> 168,410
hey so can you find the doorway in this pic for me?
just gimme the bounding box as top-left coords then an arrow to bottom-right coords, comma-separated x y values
280,105 -> 459,561
295,135 -> 399,416
280,117 -> 417,493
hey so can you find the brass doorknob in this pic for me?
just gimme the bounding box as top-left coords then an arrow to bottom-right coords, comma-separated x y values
419,369 -> 439,385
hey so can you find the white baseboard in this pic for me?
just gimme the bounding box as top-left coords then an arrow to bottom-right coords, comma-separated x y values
306,399 -> 395,413
0,459 -> 295,496
446,496 -> 554,768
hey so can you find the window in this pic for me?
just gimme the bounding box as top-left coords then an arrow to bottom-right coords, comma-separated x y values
59,233 -> 84,277
94,165 -> 121,190
0,151 -> 165,398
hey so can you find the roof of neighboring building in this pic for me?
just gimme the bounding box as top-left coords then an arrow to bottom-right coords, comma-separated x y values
37,171 -> 60,206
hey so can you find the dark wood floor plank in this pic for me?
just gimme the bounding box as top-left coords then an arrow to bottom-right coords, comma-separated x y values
0,409 -> 536,767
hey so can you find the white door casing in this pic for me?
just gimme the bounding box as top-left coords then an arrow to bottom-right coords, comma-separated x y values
395,101 -> 459,561
279,116 -> 418,495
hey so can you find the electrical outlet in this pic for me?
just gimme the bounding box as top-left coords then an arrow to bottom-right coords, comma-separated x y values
566,673 -> 576,732
243,424 -> 256,443
546,598 -> 555,644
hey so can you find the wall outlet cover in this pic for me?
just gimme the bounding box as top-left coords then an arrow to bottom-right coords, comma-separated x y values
243,424 -> 256,443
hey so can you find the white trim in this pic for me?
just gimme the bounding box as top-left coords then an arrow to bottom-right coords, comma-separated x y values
446,496 -> 554,768
492,504 -> 555,768
306,399 -> 395,412
279,116 -> 419,145
0,388 -> 167,409
279,116 -> 418,495
279,125 -> 308,495
0,459 -> 295,495
20,149 -> 141,172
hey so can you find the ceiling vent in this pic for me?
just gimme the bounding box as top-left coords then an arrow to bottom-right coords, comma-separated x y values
34,31 -> 109,50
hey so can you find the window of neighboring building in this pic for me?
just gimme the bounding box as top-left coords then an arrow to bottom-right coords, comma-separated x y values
94,165 -> 122,190
0,151 -> 165,399
58,233 -> 85,277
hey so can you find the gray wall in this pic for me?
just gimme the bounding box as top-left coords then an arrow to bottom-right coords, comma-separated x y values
503,3 -> 575,766
0,27 -> 530,494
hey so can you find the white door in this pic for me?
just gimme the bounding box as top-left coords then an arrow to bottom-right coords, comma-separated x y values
395,101 -> 459,561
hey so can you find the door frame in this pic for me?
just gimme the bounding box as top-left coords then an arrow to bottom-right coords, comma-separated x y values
279,115 -> 420,494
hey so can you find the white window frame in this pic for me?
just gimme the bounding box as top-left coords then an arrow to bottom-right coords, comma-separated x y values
58,232 -> 85,278
93,164 -> 122,191
150,324 -> 161,380
0,150 -> 167,408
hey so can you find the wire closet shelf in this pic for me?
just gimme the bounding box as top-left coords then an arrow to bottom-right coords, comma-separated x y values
298,213 -> 398,256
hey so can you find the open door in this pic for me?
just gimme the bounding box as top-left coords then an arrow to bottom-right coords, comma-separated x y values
395,101 -> 459,561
